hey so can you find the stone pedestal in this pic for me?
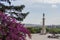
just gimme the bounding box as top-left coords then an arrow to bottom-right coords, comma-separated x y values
41,27 -> 46,35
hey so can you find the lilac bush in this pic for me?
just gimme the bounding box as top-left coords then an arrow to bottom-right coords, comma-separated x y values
0,11 -> 31,40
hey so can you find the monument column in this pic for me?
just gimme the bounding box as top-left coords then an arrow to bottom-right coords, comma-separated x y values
41,13 -> 46,35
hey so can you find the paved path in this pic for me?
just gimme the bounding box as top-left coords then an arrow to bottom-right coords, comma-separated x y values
26,34 -> 60,40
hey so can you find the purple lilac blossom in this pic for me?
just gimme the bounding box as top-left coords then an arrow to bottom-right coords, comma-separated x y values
0,11 -> 31,40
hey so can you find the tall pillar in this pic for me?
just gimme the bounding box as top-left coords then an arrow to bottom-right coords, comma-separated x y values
41,13 -> 46,35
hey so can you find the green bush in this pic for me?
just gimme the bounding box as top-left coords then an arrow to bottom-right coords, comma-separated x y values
27,27 -> 60,34
27,27 -> 42,34
47,28 -> 60,34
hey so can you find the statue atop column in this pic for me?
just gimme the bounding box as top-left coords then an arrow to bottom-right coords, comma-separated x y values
41,13 -> 46,35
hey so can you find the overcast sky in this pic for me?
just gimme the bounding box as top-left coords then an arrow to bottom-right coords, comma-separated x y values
1,0 -> 60,25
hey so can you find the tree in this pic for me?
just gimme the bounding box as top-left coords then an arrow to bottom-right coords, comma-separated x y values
0,0 -> 31,40
0,0 -> 29,21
